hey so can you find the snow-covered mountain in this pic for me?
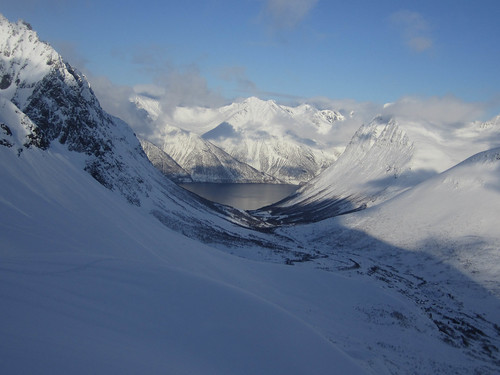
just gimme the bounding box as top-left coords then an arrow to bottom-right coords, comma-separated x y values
2,15 -> 500,375
138,138 -> 192,183
0,14 -> 280,247
256,114 -> 500,223
133,95 -> 343,184
153,124 -> 279,183
276,146 -> 500,372
337,146 -> 500,279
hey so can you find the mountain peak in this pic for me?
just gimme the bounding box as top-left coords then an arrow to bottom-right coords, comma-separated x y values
242,96 -> 275,106
0,14 -> 65,109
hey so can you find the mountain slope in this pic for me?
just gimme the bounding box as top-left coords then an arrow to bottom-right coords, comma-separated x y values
275,147 -> 500,370
158,124 -> 279,183
2,117 -> 498,375
202,120 -> 333,184
139,138 -> 192,183
0,129 -> 371,375
257,115 -> 500,223
0,14 -> 283,249
199,98 -> 341,184
339,146 -> 500,287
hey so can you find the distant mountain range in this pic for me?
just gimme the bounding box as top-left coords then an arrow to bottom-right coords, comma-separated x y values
133,95 -> 344,184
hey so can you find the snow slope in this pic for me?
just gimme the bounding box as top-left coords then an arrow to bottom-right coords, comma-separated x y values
2,127 -> 499,374
138,138 -> 192,182
258,115 -> 500,223
134,96 -> 342,184
338,147 -> 500,294
0,143 -> 369,375
274,147 -> 500,372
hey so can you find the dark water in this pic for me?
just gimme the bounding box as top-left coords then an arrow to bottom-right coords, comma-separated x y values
179,183 -> 299,210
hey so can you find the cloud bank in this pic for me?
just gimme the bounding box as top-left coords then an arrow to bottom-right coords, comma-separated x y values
382,95 -> 486,126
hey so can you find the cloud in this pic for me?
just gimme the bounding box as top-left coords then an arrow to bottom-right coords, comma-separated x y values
218,66 -> 258,94
260,0 -> 319,30
52,40 -> 89,70
108,44 -> 227,111
382,95 -> 487,126
303,97 -> 383,147
87,63 -> 227,144
86,74 -> 152,136
300,95 -> 491,147
390,10 -> 433,52
153,65 -> 226,112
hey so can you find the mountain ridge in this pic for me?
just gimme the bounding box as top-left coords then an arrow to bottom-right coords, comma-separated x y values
255,113 -> 500,223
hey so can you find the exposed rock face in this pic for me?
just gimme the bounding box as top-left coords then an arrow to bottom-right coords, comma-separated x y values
0,14 -> 148,204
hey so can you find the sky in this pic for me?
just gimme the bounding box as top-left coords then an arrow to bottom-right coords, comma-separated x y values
2,0 -> 500,120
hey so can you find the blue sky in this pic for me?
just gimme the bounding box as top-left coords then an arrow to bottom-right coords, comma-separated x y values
3,0 -> 500,116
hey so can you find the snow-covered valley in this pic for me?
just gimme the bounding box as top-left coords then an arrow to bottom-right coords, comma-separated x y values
1,14 -> 500,375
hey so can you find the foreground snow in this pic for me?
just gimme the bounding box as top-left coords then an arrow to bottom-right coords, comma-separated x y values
4,141 -> 500,374
0,145 -> 368,375
3,143 -> 499,374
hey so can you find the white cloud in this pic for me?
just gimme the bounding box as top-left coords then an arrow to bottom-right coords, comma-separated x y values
52,40 -> 89,70
105,43 -> 227,112
153,65 -> 226,111
382,95 -> 486,126
87,75 -> 150,134
390,10 -> 433,52
87,65 -> 226,144
302,95 -> 489,147
407,36 -> 433,53
218,66 -> 258,95
261,0 -> 319,30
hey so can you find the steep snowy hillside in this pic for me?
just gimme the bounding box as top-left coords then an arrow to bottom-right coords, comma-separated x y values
0,14 -> 281,249
134,95 -> 342,184
0,134 -> 371,375
3,111 -> 498,375
257,115 -> 500,223
338,146 -> 500,291
276,147 -> 500,371
138,138 -> 192,183
157,124 -> 279,183
202,120 -> 334,184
